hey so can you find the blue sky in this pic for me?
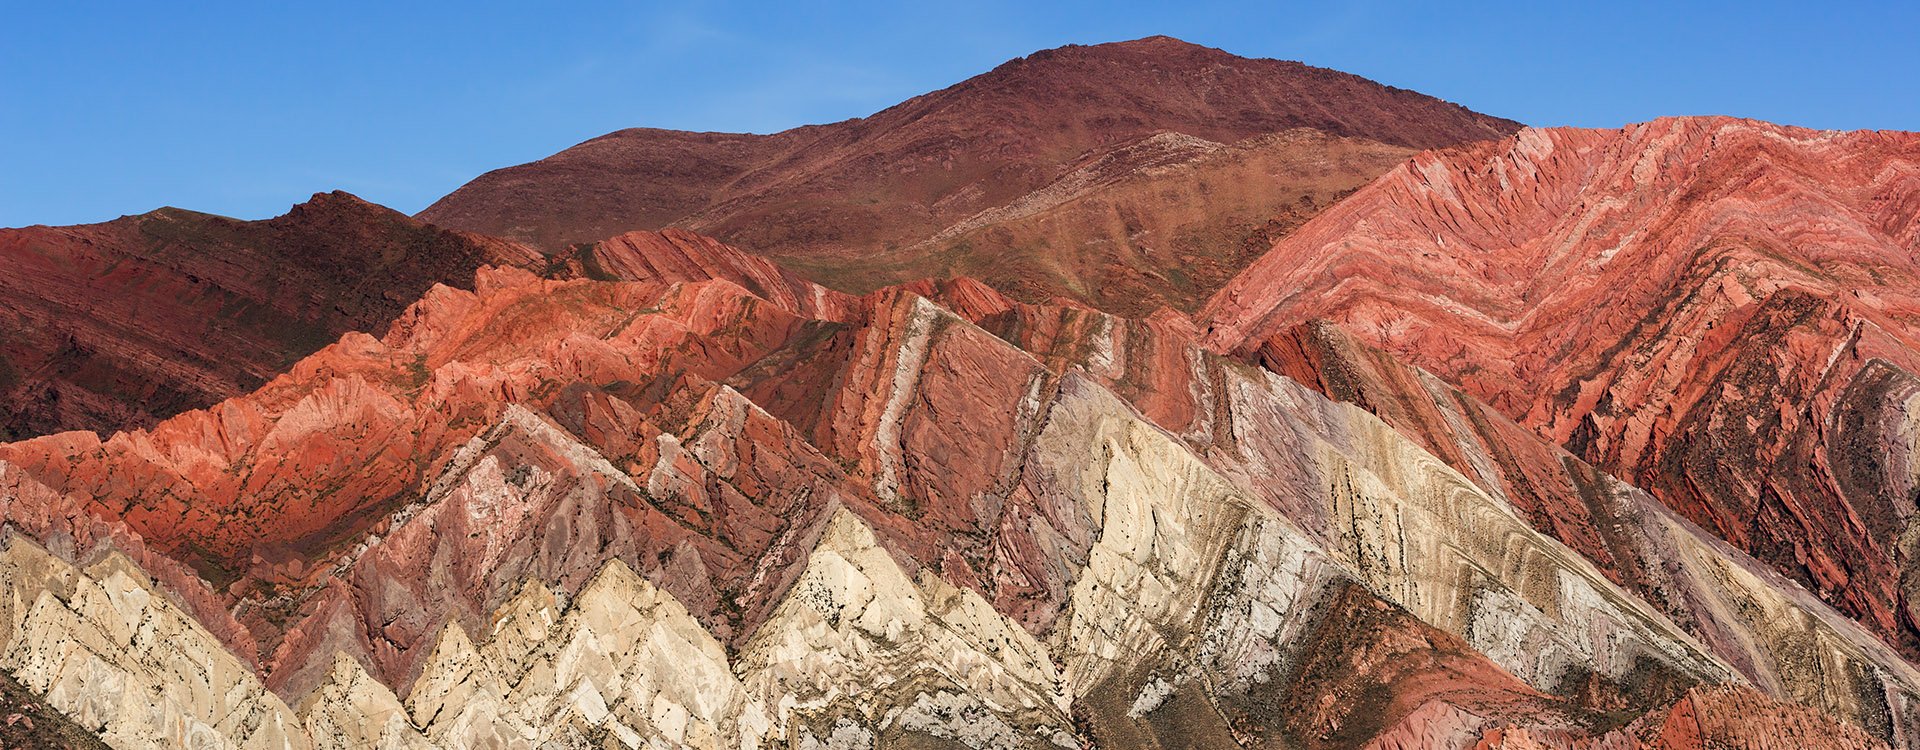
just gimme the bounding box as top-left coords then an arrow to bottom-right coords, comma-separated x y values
3,1 -> 1916,227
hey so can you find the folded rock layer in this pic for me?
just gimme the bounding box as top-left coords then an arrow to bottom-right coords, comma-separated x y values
0,225 -> 1908,747
1205,116 -> 1920,667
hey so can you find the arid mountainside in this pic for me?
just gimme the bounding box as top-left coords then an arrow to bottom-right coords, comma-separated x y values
777,128 -> 1418,315
0,230 -> 1911,748
419,36 -> 1507,313
1206,116 -> 1920,662
4,32 -> 1918,750
0,192 -> 539,439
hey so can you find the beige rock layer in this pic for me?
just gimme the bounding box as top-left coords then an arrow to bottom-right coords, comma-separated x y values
399,558 -> 769,749
3,256 -> 1914,748
0,533 -> 307,749
1038,374 -> 1732,703
736,508 -> 1075,748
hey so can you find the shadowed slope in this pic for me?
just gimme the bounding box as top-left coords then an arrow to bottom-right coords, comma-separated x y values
0,192 -> 539,440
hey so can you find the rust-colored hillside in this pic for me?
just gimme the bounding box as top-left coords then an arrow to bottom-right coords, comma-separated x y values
420,36 -> 1512,313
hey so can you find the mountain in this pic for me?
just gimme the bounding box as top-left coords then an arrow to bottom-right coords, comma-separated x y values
0,231 -> 1908,748
1205,116 -> 1920,661
419,36 -> 1513,314
0,192 -> 539,440
2,36 -> 1916,750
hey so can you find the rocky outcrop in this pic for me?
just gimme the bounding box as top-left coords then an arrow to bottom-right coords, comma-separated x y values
928,281 -> 1920,743
0,513 -> 1888,750
1245,323 -> 1920,741
555,229 -> 861,321
735,508 -> 1073,748
0,267 -> 813,571
299,654 -> 428,750
0,219 -> 1912,747
1031,372 -> 1717,742
0,191 -> 540,439
0,533 -> 307,749
1205,117 -> 1920,663
419,36 -> 1513,313
400,558 -> 770,749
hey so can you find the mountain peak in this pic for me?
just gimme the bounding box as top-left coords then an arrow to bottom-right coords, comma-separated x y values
1033,34 -> 1225,59
295,189 -> 379,210
418,37 -> 1520,308
273,190 -> 401,224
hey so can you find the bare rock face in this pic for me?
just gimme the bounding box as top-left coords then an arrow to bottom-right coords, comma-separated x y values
419,36 -> 1510,314
930,282 -> 1920,744
1030,371 -> 1730,745
0,192 -> 541,440
0,222 -> 1910,748
1243,322 -> 1920,740
1205,117 -> 1920,663
553,229 -> 861,322
735,508 -> 1073,748
402,558 -> 769,749
300,653 -> 429,750
0,533 -> 307,749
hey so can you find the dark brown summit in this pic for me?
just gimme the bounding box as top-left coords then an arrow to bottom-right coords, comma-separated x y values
418,36 -> 1519,313
0,192 -> 538,439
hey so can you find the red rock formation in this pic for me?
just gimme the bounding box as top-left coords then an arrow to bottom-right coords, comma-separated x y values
557,228 -> 860,321
1469,686 -> 1887,749
419,36 -> 1510,313
926,278 -> 1920,743
0,222 -> 1911,746
1206,116 -> 1920,658
0,269 -> 812,573
0,192 -> 540,439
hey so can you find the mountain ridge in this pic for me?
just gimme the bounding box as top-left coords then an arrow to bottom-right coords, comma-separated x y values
3,35 -> 1918,750
0,191 -> 540,440
0,233 -> 1909,745
418,35 -> 1518,313
1205,114 -> 1920,661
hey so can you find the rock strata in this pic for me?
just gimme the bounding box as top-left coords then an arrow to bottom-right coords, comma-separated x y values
0,222 -> 1910,748
1207,116 -> 1920,664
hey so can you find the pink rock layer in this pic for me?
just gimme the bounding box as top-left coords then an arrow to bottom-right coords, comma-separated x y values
0,226 -> 1906,747
1206,116 -> 1920,660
